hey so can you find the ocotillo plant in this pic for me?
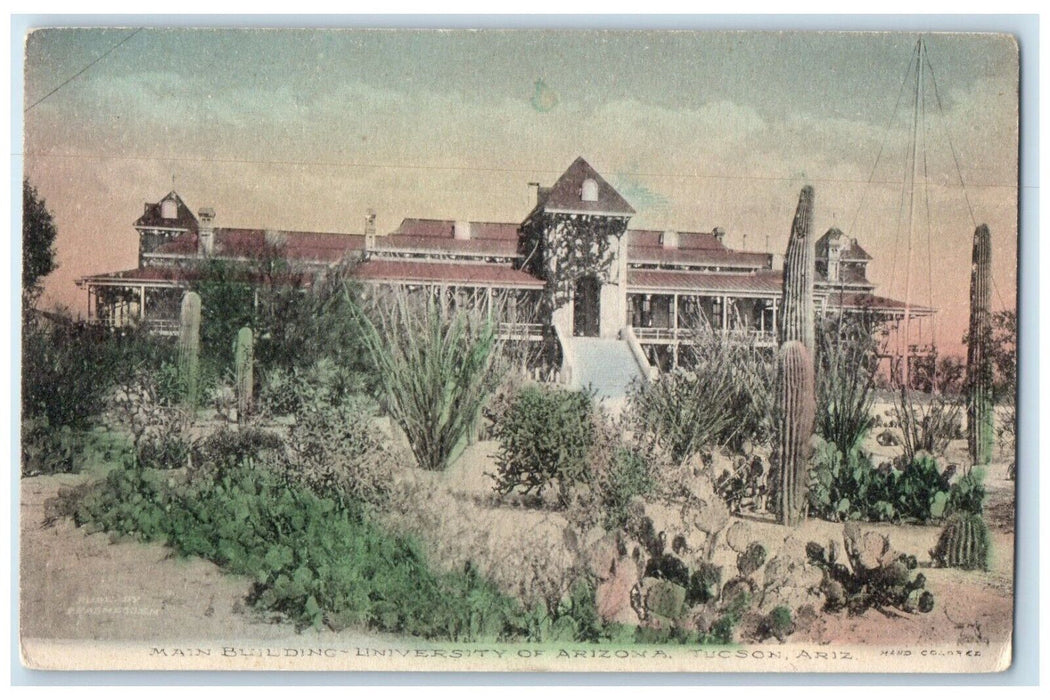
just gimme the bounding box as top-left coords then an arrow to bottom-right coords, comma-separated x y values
235,326 -> 254,423
177,291 -> 202,416
777,340 -> 816,527
966,224 -> 994,466
779,185 -> 816,352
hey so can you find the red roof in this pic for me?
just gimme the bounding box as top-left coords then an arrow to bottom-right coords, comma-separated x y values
396,218 -> 520,241
627,269 -> 784,295
628,229 -> 726,251
152,228 -> 365,262
826,291 -> 934,315
79,265 -> 315,288
537,157 -> 635,216
375,234 -> 518,257
353,260 -> 544,288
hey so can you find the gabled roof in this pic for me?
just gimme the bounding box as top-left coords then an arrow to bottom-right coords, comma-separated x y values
134,191 -> 199,231
538,157 -> 636,216
396,218 -> 520,241
816,227 -> 872,261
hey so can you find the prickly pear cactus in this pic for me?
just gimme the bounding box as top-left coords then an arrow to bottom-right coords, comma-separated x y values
777,340 -> 816,527
779,185 -> 816,352
932,512 -> 991,570
177,291 -> 201,415
967,224 -> 994,466
235,326 -> 254,423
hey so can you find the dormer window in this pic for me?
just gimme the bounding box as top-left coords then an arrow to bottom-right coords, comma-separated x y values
581,178 -> 598,202
161,198 -> 177,220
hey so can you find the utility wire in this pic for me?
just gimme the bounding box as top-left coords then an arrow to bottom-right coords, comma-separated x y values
25,28 -> 143,113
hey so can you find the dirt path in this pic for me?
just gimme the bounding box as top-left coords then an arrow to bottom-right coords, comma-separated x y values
19,473 -> 390,659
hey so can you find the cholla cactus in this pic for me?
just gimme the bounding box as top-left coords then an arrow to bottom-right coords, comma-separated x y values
235,326 -> 254,423
780,185 -> 816,352
177,291 -> 201,416
967,224 -> 994,466
777,340 -> 816,527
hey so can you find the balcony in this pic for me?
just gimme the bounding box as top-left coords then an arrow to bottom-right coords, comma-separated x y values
631,326 -> 777,347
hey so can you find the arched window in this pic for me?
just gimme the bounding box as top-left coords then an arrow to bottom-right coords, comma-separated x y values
581,178 -> 598,202
161,199 -> 177,219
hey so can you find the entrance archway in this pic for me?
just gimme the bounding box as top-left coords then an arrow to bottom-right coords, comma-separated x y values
573,275 -> 601,337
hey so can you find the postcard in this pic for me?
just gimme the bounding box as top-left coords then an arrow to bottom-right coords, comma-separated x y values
19,27 -> 1018,672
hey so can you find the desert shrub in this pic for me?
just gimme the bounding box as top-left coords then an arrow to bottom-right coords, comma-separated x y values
807,526 -> 934,615
809,441 -> 951,523
192,426 -> 285,478
492,384 -> 596,505
354,289 -> 504,472
815,314 -> 880,455
714,454 -> 769,515
282,394 -> 398,509
597,446 -> 656,530
136,429 -> 193,471
74,460 -> 527,640
258,358 -> 368,418
893,386 -> 964,462
629,332 -> 777,461
22,315 -> 170,431
21,419 -> 88,476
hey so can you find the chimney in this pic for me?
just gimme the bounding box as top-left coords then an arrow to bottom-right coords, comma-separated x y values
770,253 -> 785,271
453,220 -> 472,241
713,226 -> 726,244
660,230 -> 679,249
198,208 -> 215,256
364,208 -> 377,254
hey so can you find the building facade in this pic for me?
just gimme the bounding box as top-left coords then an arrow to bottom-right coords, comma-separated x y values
78,157 -> 930,387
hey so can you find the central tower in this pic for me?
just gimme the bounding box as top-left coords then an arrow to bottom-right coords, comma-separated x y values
518,157 -> 635,339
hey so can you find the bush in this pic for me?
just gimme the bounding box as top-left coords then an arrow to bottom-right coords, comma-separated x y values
22,316 -> 170,431
74,461 -> 527,640
355,290 -> 505,472
809,441 -> 951,523
628,333 -> 777,461
893,386 -> 963,462
492,384 -> 597,506
815,314 -> 880,455
598,446 -> 656,530
282,394 -> 398,509
21,420 -> 87,476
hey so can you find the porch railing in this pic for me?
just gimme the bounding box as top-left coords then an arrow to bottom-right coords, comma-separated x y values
632,326 -> 777,346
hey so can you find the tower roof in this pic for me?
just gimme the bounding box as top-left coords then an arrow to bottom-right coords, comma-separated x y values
134,191 -> 199,231
538,157 -> 636,216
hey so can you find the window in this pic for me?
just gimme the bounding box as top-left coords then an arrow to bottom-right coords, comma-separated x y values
581,178 -> 598,202
161,199 -> 177,219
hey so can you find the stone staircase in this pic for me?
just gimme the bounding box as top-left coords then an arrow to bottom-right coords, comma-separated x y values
572,336 -> 649,400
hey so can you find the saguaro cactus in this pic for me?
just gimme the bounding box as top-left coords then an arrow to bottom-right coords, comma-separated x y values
235,326 -> 254,423
775,186 -> 818,528
777,340 -> 816,527
779,185 -> 816,352
177,291 -> 202,415
967,224 -> 994,466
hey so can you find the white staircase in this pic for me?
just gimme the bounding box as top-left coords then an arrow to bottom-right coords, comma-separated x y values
571,337 -> 649,399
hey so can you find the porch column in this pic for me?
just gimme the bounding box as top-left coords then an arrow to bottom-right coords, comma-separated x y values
721,296 -> 728,333
672,294 -> 679,336
139,285 -> 146,320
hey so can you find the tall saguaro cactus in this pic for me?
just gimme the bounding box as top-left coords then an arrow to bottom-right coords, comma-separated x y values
967,224 -> 994,465
778,341 -> 816,526
178,291 -> 202,416
235,326 -> 254,423
776,186 -> 817,527
779,185 -> 816,352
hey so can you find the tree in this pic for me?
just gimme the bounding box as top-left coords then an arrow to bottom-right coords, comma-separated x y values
22,179 -> 58,306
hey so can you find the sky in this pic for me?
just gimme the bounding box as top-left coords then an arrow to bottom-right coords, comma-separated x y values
21,28 -> 1019,355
